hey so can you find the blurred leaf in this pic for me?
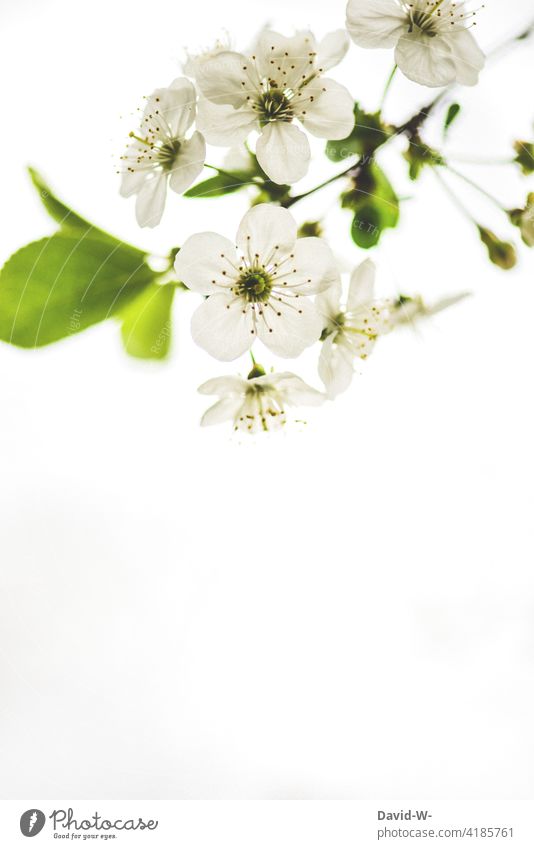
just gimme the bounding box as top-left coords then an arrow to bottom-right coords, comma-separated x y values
0,233 -> 155,347
513,141 -> 534,175
184,171 -> 253,198
326,103 -> 391,162
298,221 -> 324,238
252,181 -> 292,206
478,226 -> 517,270
403,135 -> 445,181
443,103 -> 461,134
120,283 -> 175,360
341,164 -> 399,249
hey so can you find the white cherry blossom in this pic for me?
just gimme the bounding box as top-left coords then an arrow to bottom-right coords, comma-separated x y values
199,369 -> 324,433
346,0 -> 485,88
120,78 -> 206,228
316,259 -> 390,398
192,29 -> 354,184
174,204 -> 340,361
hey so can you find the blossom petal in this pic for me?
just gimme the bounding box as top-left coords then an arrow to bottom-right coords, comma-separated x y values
297,78 -> 355,140
135,174 -> 167,228
196,98 -> 257,147
317,29 -> 351,71
255,122 -> 311,185
201,397 -> 244,427
315,278 -> 342,324
445,29 -> 485,86
255,30 -> 317,89
174,233 -> 237,295
268,373 -> 325,406
191,293 -> 255,361
318,334 -> 355,399
346,0 -> 406,48
236,204 -> 297,268
257,295 -> 322,358
198,376 -> 248,396
169,132 -> 206,194
347,259 -> 376,310
395,32 -> 457,87
272,237 -> 340,295
194,51 -> 254,108
149,77 -> 197,138
120,156 -> 149,197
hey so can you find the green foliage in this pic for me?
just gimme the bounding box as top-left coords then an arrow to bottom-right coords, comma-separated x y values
28,167 -> 144,254
0,169 -> 167,353
184,171 -> 253,198
120,282 -> 175,360
477,226 -> 517,270
443,103 -> 461,134
252,181 -> 292,206
326,103 -> 392,163
298,221 -> 324,238
0,233 -> 155,347
341,164 -> 400,249
404,135 -> 445,181
514,141 -> 534,175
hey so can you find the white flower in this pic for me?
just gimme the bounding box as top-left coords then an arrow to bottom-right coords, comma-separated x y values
390,291 -> 471,325
316,259 -> 390,398
192,29 -> 354,185
199,370 -> 324,433
346,0 -> 485,88
120,78 -> 206,228
174,204 -> 340,361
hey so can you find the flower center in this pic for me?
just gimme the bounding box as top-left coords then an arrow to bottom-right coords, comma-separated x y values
408,9 -> 439,36
156,138 -> 182,171
256,87 -> 294,126
237,268 -> 273,303
404,1 -> 481,37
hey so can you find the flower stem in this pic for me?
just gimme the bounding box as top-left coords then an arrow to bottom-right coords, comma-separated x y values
283,164 -> 363,208
444,164 -> 507,211
379,65 -> 398,112
447,155 -> 514,166
431,166 -> 478,226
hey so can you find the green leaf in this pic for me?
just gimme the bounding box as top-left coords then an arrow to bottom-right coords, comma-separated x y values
0,232 -> 155,347
120,282 -> 175,360
326,103 -> 391,162
184,172 -> 252,198
350,204 -> 383,249
341,164 -> 400,249
28,167 -> 95,233
28,167 -> 148,261
403,135 -> 445,181
513,141 -> 534,175
444,103 -> 461,134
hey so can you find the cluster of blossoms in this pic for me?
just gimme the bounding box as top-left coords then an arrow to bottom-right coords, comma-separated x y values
118,0 -> 490,433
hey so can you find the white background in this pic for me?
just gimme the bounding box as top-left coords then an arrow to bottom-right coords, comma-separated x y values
0,0 -> 533,800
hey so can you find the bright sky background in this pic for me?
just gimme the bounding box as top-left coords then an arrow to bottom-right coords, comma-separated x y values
1,0 -> 533,799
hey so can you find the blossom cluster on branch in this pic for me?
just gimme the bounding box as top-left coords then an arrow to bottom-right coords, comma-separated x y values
1,1 -> 533,434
